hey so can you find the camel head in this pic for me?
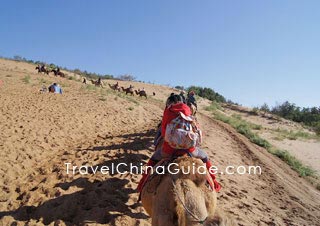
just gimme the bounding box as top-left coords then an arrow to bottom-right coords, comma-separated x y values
141,157 -> 223,226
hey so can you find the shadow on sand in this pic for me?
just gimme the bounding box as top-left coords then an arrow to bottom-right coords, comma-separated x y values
0,129 -> 157,225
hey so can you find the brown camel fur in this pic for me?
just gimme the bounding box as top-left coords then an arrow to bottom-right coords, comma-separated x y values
134,90 -> 147,98
48,86 -> 55,93
51,69 -> 65,77
90,79 -> 103,87
35,66 -> 49,75
108,83 -> 121,91
121,86 -> 134,95
141,156 -> 234,226
189,103 -> 197,116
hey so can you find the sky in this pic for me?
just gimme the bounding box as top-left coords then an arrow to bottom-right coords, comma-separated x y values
0,0 -> 319,107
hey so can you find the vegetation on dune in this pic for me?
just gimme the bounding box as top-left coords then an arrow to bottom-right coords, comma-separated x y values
212,111 -> 269,149
22,75 -> 31,84
175,85 -> 232,103
68,75 -> 76,80
118,74 -> 136,81
258,101 -> 320,135
37,78 -> 49,84
272,128 -> 318,141
115,92 -> 139,105
82,84 -> 97,91
72,68 -> 114,80
204,101 -> 223,111
205,103 -> 318,181
270,148 -> 315,177
188,86 -> 227,103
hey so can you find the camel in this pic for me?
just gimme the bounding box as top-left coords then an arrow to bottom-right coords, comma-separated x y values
108,83 -> 121,91
121,86 -> 134,95
35,66 -> 49,75
90,79 -> 103,87
188,103 -> 197,116
48,85 -> 55,93
135,89 -> 147,98
51,69 -> 65,77
141,156 -> 233,226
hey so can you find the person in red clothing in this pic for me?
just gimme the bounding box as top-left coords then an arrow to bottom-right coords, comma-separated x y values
137,94 -> 221,192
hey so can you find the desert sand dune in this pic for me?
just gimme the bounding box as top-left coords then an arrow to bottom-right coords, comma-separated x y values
0,58 -> 319,225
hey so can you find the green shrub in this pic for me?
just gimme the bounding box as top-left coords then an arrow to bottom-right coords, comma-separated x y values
272,149 -> 315,177
205,101 -> 222,111
273,128 -> 318,140
250,123 -> 262,130
187,86 -> 226,103
213,112 -> 269,148
251,107 -> 259,115
271,101 -> 320,132
259,103 -> 270,114
38,78 -> 48,84
86,85 -> 97,91
22,75 -> 31,84
313,122 -> 320,135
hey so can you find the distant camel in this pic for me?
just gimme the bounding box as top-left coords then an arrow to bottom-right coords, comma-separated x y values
141,157 -> 234,226
51,69 -> 65,78
135,89 -> 147,98
121,86 -> 134,95
108,83 -> 121,91
90,79 -> 103,87
35,66 -> 49,75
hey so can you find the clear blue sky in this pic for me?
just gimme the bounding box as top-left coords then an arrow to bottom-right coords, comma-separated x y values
1,0 -> 319,107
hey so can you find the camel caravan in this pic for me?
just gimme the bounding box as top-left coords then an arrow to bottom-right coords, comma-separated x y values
137,93 -> 235,226
35,64 -> 65,77
107,81 -> 155,98
35,65 -> 50,75
35,65 -> 155,98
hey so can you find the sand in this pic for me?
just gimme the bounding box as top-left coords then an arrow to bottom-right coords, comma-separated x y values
0,58 -> 319,225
